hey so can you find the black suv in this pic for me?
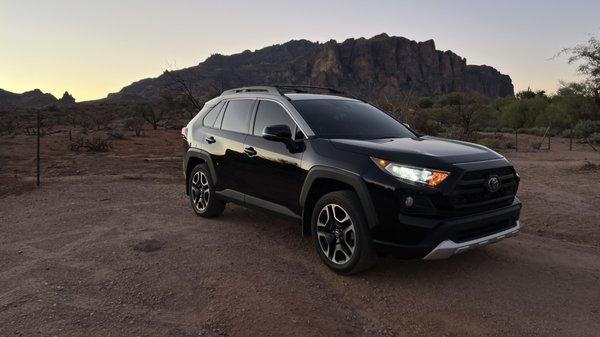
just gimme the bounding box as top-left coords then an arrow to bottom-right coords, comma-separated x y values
182,86 -> 522,274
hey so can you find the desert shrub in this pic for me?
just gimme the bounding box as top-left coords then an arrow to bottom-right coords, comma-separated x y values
581,161 -> 600,171
438,92 -> 490,136
69,137 -> 83,151
163,121 -> 185,130
531,141 -> 542,150
441,125 -> 477,141
25,127 -> 46,136
517,127 -> 547,136
418,120 -> 443,136
561,129 -> 575,138
481,127 -> 500,133
108,130 -> 125,139
477,138 -> 501,149
69,136 -> 111,152
86,138 -> 111,151
124,117 -> 145,137
0,113 -> 18,135
504,141 -> 516,149
574,120 -> 600,138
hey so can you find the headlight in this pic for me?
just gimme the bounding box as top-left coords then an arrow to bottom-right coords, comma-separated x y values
372,158 -> 450,187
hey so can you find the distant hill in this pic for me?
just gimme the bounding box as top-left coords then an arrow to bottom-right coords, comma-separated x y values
0,89 -> 57,109
108,33 -> 514,103
0,89 -> 76,110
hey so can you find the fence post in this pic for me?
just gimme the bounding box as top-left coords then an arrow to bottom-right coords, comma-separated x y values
569,133 -> 573,151
36,110 -> 41,187
514,129 -> 518,152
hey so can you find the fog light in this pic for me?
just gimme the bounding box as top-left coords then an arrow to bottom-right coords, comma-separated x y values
404,196 -> 414,207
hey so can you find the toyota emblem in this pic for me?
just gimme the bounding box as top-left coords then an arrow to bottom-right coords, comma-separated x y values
486,175 -> 501,193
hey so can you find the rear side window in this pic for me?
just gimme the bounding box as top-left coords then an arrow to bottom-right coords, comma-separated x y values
253,100 -> 295,136
202,101 -> 224,128
221,99 -> 254,134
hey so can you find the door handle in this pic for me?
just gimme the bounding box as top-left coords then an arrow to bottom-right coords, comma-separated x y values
244,147 -> 257,157
205,136 -> 216,144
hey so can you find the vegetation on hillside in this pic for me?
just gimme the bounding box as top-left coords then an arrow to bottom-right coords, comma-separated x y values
376,35 -> 600,149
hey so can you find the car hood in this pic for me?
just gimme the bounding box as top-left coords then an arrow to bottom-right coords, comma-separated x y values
329,136 -> 503,168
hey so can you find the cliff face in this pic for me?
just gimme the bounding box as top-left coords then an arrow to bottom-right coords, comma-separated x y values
108,33 -> 513,102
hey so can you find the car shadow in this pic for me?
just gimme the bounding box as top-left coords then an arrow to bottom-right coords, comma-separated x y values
218,204 -> 523,282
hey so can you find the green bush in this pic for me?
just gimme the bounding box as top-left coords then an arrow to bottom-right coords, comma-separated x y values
574,120 -> 600,138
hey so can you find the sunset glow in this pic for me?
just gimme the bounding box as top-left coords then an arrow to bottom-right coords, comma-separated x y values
1,0 -> 598,101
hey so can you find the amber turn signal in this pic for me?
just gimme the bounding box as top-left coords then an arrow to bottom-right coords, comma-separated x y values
428,171 -> 449,187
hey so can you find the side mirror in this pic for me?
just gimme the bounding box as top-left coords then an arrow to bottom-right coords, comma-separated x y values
262,124 -> 292,142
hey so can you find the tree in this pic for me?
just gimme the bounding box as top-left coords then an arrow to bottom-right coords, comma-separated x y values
561,35 -> 600,105
164,69 -> 202,113
375,91 -> 419,123
438,92 -> 489,137
544,82 -> 598,131
516,88 -> 536,100
124,115 -> 145,136
573,119 -> 600,151
418,97 -> 434,109
138,103 -> 163,130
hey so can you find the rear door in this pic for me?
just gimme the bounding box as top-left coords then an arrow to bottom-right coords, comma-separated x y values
242,100 -> 305,213
202,99 -> 255,194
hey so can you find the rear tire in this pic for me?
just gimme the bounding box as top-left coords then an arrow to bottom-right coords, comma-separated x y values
188,164 -> 225,218
311,190 -> 377,275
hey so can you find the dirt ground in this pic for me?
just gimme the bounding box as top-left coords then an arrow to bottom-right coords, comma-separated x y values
1,129 -> 600,336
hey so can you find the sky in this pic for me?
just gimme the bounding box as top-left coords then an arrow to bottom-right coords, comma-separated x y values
1,0 -> 599,101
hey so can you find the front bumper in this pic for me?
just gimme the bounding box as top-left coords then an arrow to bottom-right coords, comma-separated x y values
422,220 -> 520,259
373,200 -> 522,259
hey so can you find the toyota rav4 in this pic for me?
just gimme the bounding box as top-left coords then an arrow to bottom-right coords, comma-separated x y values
182,86 -> 522,274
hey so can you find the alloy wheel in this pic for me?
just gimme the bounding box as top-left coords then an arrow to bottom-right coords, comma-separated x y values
191,171 -> 210,212
316,203 -> 357,265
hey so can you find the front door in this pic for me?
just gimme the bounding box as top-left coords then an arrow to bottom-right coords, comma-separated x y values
242,100 -> 305,214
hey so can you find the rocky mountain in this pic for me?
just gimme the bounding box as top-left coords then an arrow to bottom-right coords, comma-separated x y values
0,89 -> 58,109
108,33 -> 514,103
0,89 -> 78,110
58,91 -> 76,105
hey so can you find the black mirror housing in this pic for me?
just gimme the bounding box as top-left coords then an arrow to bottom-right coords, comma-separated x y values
262,124 -> 292,141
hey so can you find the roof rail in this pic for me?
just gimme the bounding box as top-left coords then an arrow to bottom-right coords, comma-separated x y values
275,85 -> 363,101
274,85 -> 344,95
220,86 -> 281,96
220,85 -> 363,101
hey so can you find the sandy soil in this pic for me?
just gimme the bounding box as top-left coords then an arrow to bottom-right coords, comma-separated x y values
1,129 -> 599,336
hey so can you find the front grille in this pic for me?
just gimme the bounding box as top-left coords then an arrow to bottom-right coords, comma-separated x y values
450,166 -> 517,213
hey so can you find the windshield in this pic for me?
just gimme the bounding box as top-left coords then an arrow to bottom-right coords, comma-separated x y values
291,99 -> 416,140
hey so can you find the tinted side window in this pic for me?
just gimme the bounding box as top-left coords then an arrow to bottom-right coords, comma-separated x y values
253,100 -> 295,136
221,100 -> 254,134
213,103 -> 225,128
202,101 -> 224,127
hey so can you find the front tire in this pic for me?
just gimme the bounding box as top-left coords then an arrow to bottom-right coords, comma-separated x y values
188,164 -> 225,218
311,191 -> 377,275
